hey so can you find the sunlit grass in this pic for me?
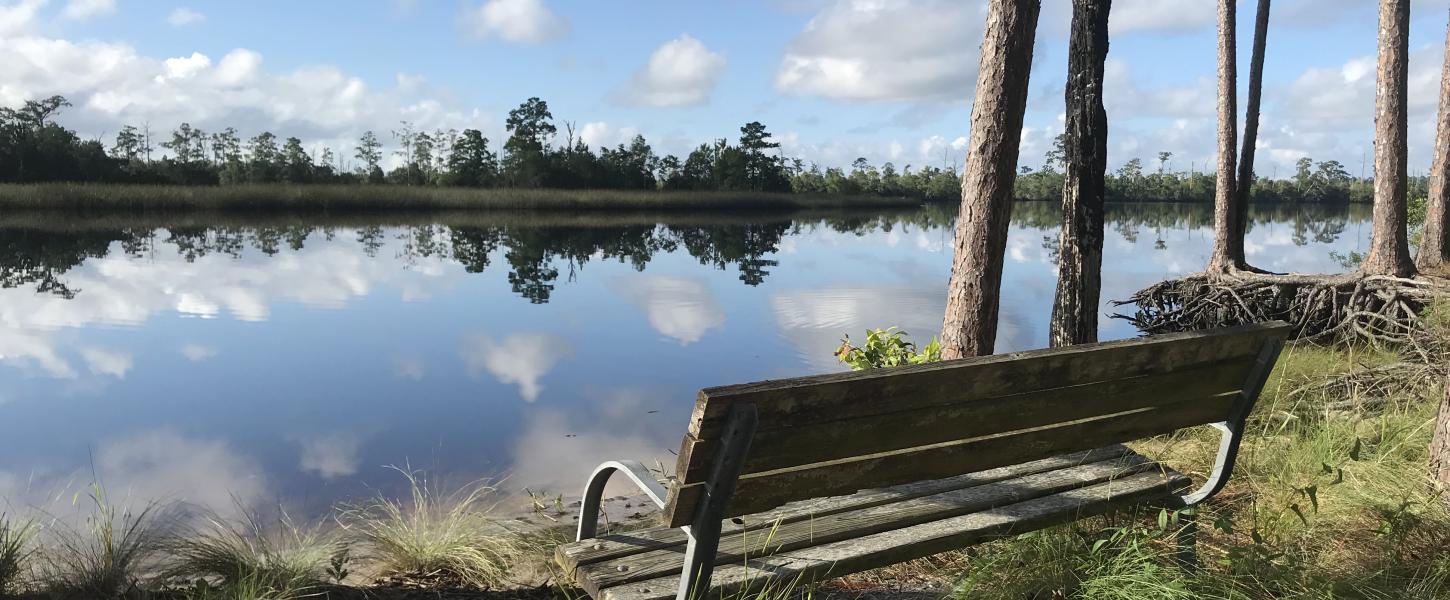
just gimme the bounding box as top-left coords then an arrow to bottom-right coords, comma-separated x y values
0,182 -> 922,213
0,513 -> 38,595
36,483 -> 173,599
163,504 -> 344,591
337,467 -> 526,590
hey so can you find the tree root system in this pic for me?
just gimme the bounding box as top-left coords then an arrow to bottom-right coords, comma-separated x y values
1118,271 -> 1450,411
1115,271 -> 1449,350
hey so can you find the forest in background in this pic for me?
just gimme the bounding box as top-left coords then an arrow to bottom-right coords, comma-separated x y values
0,95 -> 1418,205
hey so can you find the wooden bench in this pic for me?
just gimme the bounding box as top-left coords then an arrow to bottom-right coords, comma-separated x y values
555,322 -> 1289,600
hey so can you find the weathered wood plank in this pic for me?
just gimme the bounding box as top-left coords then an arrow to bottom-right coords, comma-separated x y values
679,358 -> 1250,482
578,455 -> 1158,594
557,446 -> 1131,572
687,323 -> 1287,439
604,470 -> 1190,600
665,394 -> 1232,526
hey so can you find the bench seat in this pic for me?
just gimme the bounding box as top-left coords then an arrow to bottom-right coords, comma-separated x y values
557,445 -> 1190,600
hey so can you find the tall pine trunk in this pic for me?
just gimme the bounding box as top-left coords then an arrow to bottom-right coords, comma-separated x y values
1050,0 -> 1111,348
1418,6 -> 1450,274
1235,0 -> 1271,248
941,0 -> 1042,359
1432,375 -> 1450,496
1208,0 -> 1242,273
1362,0 -> 1417,278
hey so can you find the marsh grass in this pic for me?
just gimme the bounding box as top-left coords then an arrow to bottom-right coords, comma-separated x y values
0,183 -> 923,213
37,483 -> 174,599
176,572 -> 314,600
943,334 -> 1450,599
0,513 -> 37,595
337,467 -> 525,590
163,504 -> 343,592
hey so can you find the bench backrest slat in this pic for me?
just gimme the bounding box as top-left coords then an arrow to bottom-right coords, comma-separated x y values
660,322 -> 1290,528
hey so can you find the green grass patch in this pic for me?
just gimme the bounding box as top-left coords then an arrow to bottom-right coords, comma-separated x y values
0,183 -> 926,214
336,468 -> 525,590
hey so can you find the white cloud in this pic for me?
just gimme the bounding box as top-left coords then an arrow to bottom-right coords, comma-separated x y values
93,429 -> 265,514
393,354 -> 425,380
578,121 -> 641,150
80,347 -> 132,378
463,0 -> 569,44
0,0 -> 47,35
0,229 -> 459,382
0,36 -> 493,158
611,276 -> 725,345
297,432 -> 362,479
1108,0 -> 1213,35
617,34 -> 726,107
775,0 -> 984,102
180,343 -> 218,362
60,0 -> 111,20
460,332 -> 571,402
166,7 -> 205,26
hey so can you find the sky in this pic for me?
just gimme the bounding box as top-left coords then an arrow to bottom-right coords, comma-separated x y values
2,0 -> 1449,177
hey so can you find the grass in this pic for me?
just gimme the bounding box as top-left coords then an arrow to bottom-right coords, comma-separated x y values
336,467 -> 526,590
37,483 -> 174,599
0,183 -> 927,213
932,337 -> 1450,599
163,505 -> 343,592
0,513 -> 37,595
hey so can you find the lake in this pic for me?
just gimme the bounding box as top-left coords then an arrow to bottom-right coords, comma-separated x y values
0,202 -> 1369,518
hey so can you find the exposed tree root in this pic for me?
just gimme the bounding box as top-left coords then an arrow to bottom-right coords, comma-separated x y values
1117,270 -> 1450,410
1115,270 -> 1449,350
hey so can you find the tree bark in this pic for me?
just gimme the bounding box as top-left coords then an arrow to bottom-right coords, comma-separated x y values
1235,0 -> 1271,249
1418,6 -> 1450,274
1050,0 -> 1111,348
1208,0 -> 1242,273
1363,0 -> 1417,278
941,0 -> 1042,359
1432,374 -> 1450,496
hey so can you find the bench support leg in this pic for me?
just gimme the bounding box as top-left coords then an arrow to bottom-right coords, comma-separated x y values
677,404 -> 758,600
1174,506 -> 1198,569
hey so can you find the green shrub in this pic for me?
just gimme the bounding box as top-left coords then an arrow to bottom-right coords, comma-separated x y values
835,327 -> 941,370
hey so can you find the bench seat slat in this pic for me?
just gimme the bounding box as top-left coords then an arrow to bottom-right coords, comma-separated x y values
556,446 -> 1131,572
592,468 -> 1191,600
667,393 -> 1233,526
572,451 -> 1162,595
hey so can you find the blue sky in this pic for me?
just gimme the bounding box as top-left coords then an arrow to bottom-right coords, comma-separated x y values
2,0 -> 1449,176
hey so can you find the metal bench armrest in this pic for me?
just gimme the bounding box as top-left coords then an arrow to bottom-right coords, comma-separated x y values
1171,337 -> 1283,508
1170,420 -> 1244,507
576,460 -> 669,541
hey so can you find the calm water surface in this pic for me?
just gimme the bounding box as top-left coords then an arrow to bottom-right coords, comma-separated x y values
0,202 -> 1369,516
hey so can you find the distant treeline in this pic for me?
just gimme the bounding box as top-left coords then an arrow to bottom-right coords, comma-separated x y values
0,95 -> 1417,204
1014,142 -> 1428,204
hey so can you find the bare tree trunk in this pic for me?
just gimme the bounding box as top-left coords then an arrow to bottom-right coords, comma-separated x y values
1363,0 -> 1417,278
941,0 -> 1042,359
1432,375 -> 1450,496
1235,0 -> 1271,250
1050,0 -> 1111,348
1208,0 -> 1242,273
1418,6 -> 1450,274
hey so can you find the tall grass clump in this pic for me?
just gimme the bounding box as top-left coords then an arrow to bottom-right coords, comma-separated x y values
38,484 -> 173,599
164,504 -> 343,593
338,468 -> 523,589
0,513 -> 38,595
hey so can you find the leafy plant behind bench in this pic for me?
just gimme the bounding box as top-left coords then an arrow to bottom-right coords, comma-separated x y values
835,327 -> 941,370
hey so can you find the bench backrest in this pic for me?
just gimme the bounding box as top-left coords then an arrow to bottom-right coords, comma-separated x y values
659,322 -> 1289,527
